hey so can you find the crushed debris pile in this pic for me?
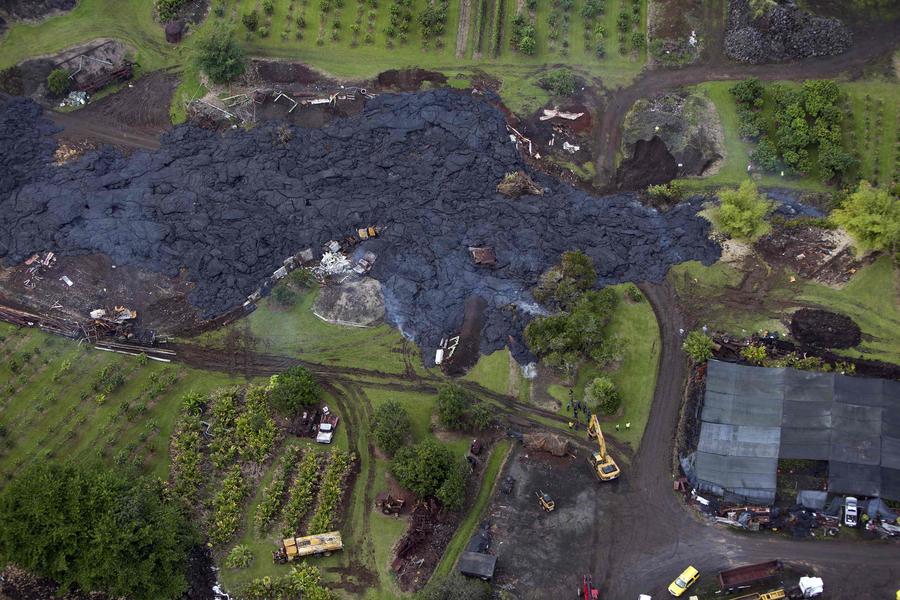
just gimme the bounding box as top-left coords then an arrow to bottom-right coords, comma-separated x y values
497,170 -> 543,198
523,431 -> 571,457
725,0 -> 852,64
0,91 -> 719,363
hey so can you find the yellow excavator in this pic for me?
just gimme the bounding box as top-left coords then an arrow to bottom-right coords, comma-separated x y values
587,414 -> 620,481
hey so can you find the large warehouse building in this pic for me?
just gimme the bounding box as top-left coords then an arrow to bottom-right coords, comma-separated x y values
692,361 -> 900,504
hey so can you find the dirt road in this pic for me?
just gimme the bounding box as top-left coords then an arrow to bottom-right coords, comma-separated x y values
594,18 -> 900,187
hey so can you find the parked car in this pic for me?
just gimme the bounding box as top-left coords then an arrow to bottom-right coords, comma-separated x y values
844,496 -> 858,527
316,407 -> 339,444
668,566 -> 699,597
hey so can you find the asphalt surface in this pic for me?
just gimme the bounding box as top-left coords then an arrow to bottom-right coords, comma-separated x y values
595,282 -> 900,599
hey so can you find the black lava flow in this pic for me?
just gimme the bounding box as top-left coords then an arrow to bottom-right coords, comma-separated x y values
0,90 -> 719,363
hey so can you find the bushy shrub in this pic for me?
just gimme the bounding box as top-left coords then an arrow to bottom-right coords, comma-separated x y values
584,376 -> 620,415
436,384 -> 469,430
711,180 -> 774,240
682,330 -> 714,362
225,544 -> 254,569
830,180 -> 900,253
543,68 -> 577,97
740,344 -> 767,365
242,10 -> 260,31
195,26 -> 246,84
268,365 -> 321,415
372,400 -> 411,455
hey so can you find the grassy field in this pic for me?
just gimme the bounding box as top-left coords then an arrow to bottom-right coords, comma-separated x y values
463,348 -> 512,395
670,256 -> 900,365
690,79 -> 899,193
193,287 -> 427,376
0,323 -> 249,481
0,0 -> 647,117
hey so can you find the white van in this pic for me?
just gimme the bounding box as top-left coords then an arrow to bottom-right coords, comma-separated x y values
843,497 -> 858,527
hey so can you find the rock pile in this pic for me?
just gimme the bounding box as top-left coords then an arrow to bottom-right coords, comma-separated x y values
0,91 -> 720,362
725,0 -> 852,64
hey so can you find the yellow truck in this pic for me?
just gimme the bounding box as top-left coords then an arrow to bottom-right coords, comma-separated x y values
274,531 -> 343,563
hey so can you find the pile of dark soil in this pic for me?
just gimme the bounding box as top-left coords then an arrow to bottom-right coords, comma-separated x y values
0,90 -> 719,363
790,308 -> 861,349
614,136 -> 678,189
725,0 -> 852,64
621,91 -> 724,179
0,0 -> 75,21
71,71 -> 179,134
376,68 -> 447,91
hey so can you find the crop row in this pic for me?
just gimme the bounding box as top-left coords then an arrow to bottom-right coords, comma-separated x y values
209,465 -> 249,545
308,451 -> 355,534
282,451 -> 326,536
254,445 -> 303,534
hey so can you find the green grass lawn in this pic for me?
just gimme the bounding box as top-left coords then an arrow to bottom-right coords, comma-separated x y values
842,80 -> 899,188
194,287 -> 427,376
562,283 -> 660,450
0,0 -> 174,71
463,348 -> 511,395
0,323 -> 249,481
670,256 -> 900,365
688,82 -> 828,192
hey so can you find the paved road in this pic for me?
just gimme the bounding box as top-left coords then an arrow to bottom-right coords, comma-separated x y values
597,282 -> 900,599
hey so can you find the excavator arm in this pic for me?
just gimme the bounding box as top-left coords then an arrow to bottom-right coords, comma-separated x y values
588,414 -> 606,460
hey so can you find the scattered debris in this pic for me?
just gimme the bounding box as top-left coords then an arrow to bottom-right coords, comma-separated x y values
468,246 -> 496,266
523,431 -> 570,457
496,170 -> 543,198
540,107 -> 585,121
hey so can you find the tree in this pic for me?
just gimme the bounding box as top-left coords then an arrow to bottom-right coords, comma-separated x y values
518,35 -> 536,55
436,384 -> 468,430
830,181 -> 900,253
195,26 -> 246,84
0,462 -> 195,600
46,69 -> 70,96
469,402 -> 493,430
751,137 -> 778,172
242,10 -> 260,31
417,573 -> 492,600
682,330 -> 714,362
584,376 -> 620,415
372,400 -> 411,455
730,78 -> 764,106
268,365 -> 320,415
712,180 -> 774,240
271,283 -> 296,306
391,439 -> 457,499
435,459 -> 468,510
534,250 -> 597,308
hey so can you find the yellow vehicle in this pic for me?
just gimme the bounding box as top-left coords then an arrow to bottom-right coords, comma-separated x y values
587,415 -> 620,481
357,226 -> 378,240
759,590 -> 785,600
668,566 -> 699,597
536,490 -> 555,512
274,531 -> 343,563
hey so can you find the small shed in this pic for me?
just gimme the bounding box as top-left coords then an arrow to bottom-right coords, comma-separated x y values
469,246 -> 496,266
165,21 -> 184,44
458,551 -> 496,581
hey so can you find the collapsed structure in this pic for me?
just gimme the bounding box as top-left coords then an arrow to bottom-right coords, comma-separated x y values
689,361 -> 900,503
0,91 -> 720,362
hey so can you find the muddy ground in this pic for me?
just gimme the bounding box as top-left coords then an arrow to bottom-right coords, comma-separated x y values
0,0 -> 75,22
66,71 -> 179,135
487,445 -> 615,599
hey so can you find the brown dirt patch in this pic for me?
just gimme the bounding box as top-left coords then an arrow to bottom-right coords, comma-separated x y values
613,136 -> 678,190
71,71 -> 179,135
248,59 -> 335,87
755,224 -> 872,286
789,308 -> 861,349
376,68 -> 448,91
0,253 -> 204,336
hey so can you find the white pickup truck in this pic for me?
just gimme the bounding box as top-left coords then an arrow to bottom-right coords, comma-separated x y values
316,407 -> 340,444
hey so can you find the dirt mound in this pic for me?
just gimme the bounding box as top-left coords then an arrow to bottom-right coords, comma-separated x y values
523,431 -> 571,456
0,91 -> 720,364
312,277 -> 385,326
0,0 -> 75,21
250,60 -> 330,86
614,136 -> 678,190
725,0 -> 852,64
755,222 -> 868,286
790,308 -> 861,349
622,91 -> 724,178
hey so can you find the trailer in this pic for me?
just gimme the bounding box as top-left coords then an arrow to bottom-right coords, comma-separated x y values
273,531 -> 343,563
718,560 -> 783,593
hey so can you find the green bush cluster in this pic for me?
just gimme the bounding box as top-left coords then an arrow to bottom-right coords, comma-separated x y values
372,400 -> 412,455
831,180 -> 900,253
225,544 -> 254,569
268,365 -> 321,415
0,462 -> 195,600
194,26 -> 246,84
283,451 -> 323,535
510,12 -> 537,55
209,465 -> 248,545
156,0 -> 187,21
308,451 -> 355,533
242,565 -> 335,600
682,330 -> 714,362
584,376 -> 620,415
711,180 -> 774,240
391,439 -> 467,510
235,386 -> 277,463
254,445 -> 303,534
543,68 -> 578,97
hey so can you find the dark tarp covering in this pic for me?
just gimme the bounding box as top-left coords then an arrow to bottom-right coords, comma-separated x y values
459,552 -> 497,580
797,490 -> 828,510
693,361 -> 900,502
